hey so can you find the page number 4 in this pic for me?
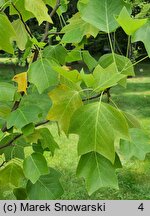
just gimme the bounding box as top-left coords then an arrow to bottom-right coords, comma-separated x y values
138,203 -> 144,211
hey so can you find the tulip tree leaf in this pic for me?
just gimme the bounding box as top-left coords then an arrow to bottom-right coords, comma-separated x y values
82,50 -> 98,71
27,168 -> 64,199
0,163 -> 25,187
116,7 -> 147,35
0,137 -> 29,161
120,128 -> 150,160
12,19 -> 28,50
132,20 -> 150,57
10,0 -> 34,22
7,105 -> 42,129
78,0 -> 130,33
122,112 -> 141,129
0,14 -> 16,53
77,152 -> 118,195
99,53 -> 135,76
61,13 -> 99,43
25,0 -> 53,25
12,72 -> 28,94
23,152 -> 49,184
69,102 -> 129,163
0,82 -> 16,101
38,128 -> 59,156
43,44 -> 68,65
47,84 -> 83,134
93,64 -> 125,92
28,59 -> 59,94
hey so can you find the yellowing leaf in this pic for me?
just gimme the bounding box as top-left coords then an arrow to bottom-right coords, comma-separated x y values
12,72 -> 27,94
47,84 -> 83,134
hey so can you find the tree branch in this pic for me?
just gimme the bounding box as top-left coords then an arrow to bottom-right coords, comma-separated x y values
42,0 -> 61,42
0,120 -> 50,150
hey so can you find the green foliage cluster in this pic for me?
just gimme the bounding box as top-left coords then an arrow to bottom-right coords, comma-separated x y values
0,0 -> 150,200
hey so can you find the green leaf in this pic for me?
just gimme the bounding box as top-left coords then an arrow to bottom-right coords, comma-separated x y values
38,128 -> 59,156
93,63 -> 125,92
0,14 -> 16,53
13,188 -> 27,200
61,13 -> 99,43
78,0 -> 131,33
77,152 -> 118,195
27,168 -> 63,199
44,0 -> 68,16
80,69 -> 95,87
120,128 -> 150,160
21,123 -> 35,136
25,0 -> 53,25
66,50 -> 82,62
23,152 -> 49,184
0,137 -> 29,160
20,92 -> 52,119
7,105 -> 42,129
116,7 -> 147,35
0,104 -> 11,119
122,112 -> 141,129
47,84 -> 83,134
99,53 -> 135,76
53,66 -> 81,83
12,19 -> 28,50
0,163 -> 25,187
69,102 -> 129,163
0,82 -> 16,101
132,20 -> 150,57
43,45 -> 68,65
10,0 -> 34,22
28,59 -> 59,94
82,51 -> 98,71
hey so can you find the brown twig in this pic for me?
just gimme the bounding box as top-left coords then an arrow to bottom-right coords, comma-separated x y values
42,0 -> 61,42
0,161 -> 7,168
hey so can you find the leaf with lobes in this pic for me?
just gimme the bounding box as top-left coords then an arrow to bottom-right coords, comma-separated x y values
37,128 -> 59,156
47,84 -> 83,134
93,63 -> 125,92
28,59 -> 59,94
23,152 -> 49,184
132,20 -> 150,57
43,44 -> 68,65
69,102 -> 130,163
99,53 -> 135,87
77,152 -> 118,195
0,136 -> 29,161
116,7 -> 147,35
0,14 -> 16,54
10,0 -> 34,22
53,65 -> 82,83
82,50 -> 98,71
27,168 -> 64,199
25,0 -> 53,25
12,72 -> 27,94
120,128 -> 150,160
78,0 -> 131,33
61,13 -> 99,43
7,105 -> 42,129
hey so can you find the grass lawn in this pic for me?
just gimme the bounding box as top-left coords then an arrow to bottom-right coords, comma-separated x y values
0,61 -> 150,199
